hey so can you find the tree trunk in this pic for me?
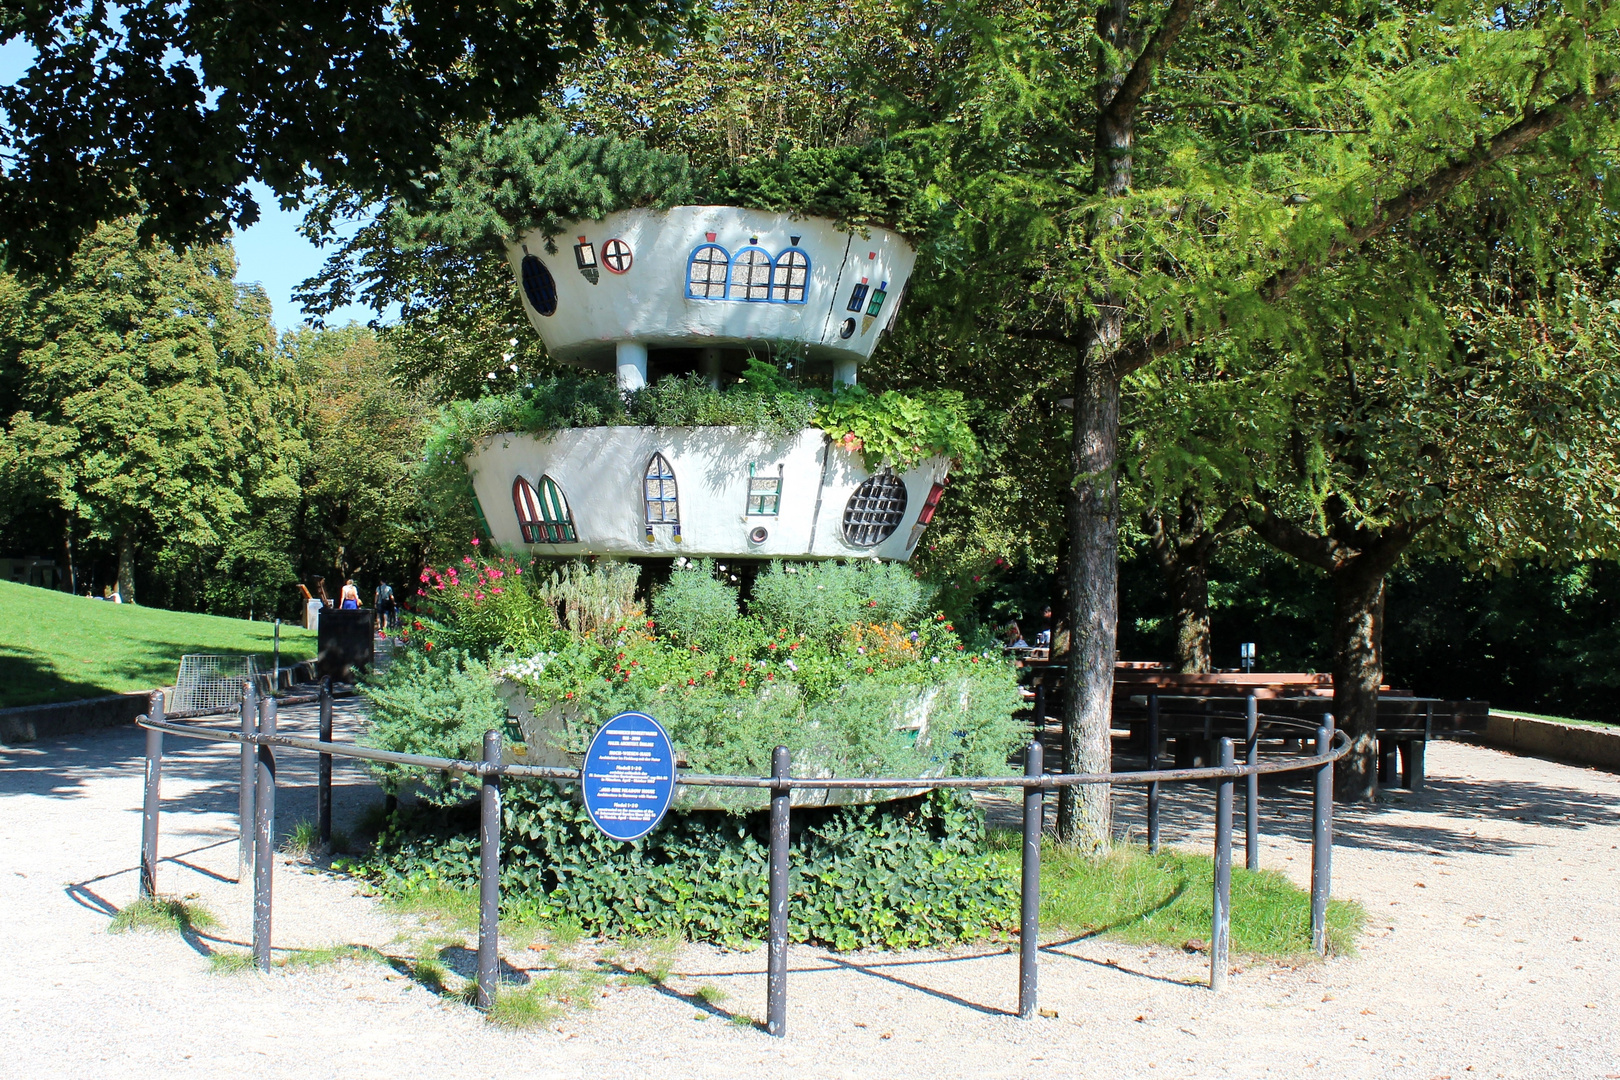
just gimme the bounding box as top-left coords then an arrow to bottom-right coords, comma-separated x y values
1057,348 -> 1121,850
60,518 -> 76,594
1170,558 -> 1211,674
1330,564 -> 1385,800
117,530 -> 136,605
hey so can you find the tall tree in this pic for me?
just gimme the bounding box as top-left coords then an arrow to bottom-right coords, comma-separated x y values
0,0 -> 688,272
923,0 -> 1618,833
0,219 -> 291,604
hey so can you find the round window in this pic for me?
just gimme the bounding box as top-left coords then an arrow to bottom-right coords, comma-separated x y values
842,473 -> 909,547
521,254 -> 558,316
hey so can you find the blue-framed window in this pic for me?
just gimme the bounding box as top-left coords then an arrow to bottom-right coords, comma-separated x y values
846,281 -> 869,313
686,244 -> 730,299
729,247 -> 773,301
770,249 -> 811,304
644,453 -> 681,542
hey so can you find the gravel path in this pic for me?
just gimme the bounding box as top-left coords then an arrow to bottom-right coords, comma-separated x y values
2,708 -> 1617,1079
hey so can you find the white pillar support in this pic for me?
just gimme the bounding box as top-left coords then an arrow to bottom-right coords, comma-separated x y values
832,359 -> 858,388
700,347 -> 723,389
616,341 -> 648,392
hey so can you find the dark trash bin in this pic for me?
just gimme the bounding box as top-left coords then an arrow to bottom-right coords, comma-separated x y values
317,608 -> 375,679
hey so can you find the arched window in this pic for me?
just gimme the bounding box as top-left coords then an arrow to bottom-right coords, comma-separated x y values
843,472 -> 909,547
686,244 -> 730,299
729,247 -> 773,302
770,249 -> 811,303
513,476 -> 577,544
520,254 -> 558,316
644,453 -> 681,542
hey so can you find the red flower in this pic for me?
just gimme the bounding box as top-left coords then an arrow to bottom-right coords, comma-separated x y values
646,619 -> 655,629
425,641 -> 435,651
868,600 -> 878,607
788,642 -> 799,650
945,624 -> 954,631
413,620 -> 424,631
687,678 -> 695,686
565,692 -> 574,700
739,678 -> 747,687
705,670 -> 715,678
768,642 -> 777,650
866,666 -> 874,674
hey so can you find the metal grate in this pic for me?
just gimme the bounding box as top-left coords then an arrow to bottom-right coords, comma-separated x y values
173,654 -> 258,715
842,473 -> 909,547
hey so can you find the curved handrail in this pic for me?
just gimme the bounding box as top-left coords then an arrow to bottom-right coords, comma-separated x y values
136,715 -> 1349,790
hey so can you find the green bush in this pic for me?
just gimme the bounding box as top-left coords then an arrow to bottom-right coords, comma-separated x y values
749,560 -> 927,645
411,547 -> 555,654
364,785 -> 1016,950
359,646 -> 510,805
650,560 -> 742,651
424,375 -> 981,473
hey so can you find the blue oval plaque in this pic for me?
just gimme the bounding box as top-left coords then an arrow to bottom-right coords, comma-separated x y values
582,712 -> 676,842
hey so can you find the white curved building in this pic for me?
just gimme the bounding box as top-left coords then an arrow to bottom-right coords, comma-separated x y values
467,427 -> 948,561
473,206 -> 947,561
504,206 -> 917,389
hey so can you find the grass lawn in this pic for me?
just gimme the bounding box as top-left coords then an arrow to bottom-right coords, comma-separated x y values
0,580 -> 317,708
989,834 -> 1365,958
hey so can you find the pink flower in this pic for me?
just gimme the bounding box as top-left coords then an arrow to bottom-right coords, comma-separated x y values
491,588 -> 504,595
474,592 -> 485,601
419,571 -> 430,583
470,537 -> 480,546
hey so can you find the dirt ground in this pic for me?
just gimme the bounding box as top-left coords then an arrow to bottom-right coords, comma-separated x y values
2,702 -> 1616,1079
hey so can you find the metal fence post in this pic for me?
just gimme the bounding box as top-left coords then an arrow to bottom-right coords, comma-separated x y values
317,677 -> 333,847
139,690 -> 165,898
1031,682 -> 1045,728
238,681 -> 257,880
1211,737 -> 1234,991
1245,693 -> 1259,871
1311,717 -> 1335,956
1146,693 -> 1161,854
253,695 -> 277,972
767,745 -> 791,1038
476,729 -> 502,1011
1019,739 -> 1043,1019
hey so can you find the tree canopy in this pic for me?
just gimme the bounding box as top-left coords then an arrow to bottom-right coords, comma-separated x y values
0,0 -> 690,273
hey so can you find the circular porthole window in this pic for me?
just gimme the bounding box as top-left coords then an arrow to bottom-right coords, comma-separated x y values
749,525 -> 769,544
521,254 -> 558,316
842,473 -> 908,547
839,317 -> 856,339
602,238 -> 633,274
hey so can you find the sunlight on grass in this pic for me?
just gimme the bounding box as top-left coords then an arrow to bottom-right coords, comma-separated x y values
109,896 -> 217,936
988,833 -> 1365,958
487,968 -> 606,1029
209,951 -> 257,974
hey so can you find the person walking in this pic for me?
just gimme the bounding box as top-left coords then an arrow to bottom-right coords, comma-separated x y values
339,579 -> 361,609
374,580 -> 396,634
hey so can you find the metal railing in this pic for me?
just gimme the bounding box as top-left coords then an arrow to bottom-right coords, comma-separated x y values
133,684 -> 1350,1037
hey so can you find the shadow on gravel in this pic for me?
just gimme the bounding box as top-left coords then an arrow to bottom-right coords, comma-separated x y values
601,959 -> 754,1028
981,742 -> 1620,860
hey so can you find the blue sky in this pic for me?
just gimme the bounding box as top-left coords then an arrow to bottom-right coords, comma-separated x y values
2,39 -> 386,331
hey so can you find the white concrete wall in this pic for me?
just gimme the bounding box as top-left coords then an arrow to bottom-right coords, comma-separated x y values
505,206 -> 917,371
467,426 -> 948,561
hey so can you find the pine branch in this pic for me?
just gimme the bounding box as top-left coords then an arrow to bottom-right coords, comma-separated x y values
1114,70 -> 1620,375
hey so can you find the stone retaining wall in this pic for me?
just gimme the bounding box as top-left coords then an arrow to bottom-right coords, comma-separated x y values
1479,712 -> 1620,770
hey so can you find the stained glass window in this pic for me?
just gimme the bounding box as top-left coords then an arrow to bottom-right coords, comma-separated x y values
846,282 -> 869,313
842,472 -> 909,547
770,249 -> 810,303
866,286 -> 888,317
513,476 -> 577,544
520,254 -> 558,317
730,248 -> 773,301
644,453 -> 681,541
686,244 -> 730,299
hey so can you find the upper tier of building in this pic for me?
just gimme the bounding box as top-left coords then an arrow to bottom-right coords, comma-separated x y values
505,205 -> 917,388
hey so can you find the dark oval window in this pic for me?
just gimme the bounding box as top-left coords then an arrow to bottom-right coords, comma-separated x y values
521,254 -> 558,317
842,473 -> 908,547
